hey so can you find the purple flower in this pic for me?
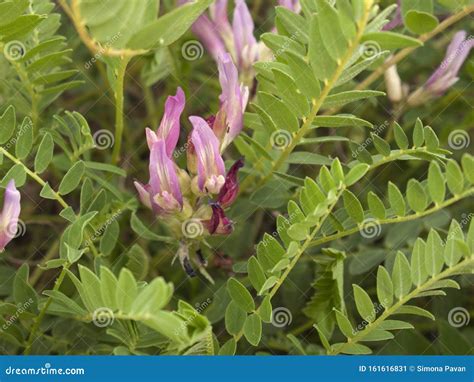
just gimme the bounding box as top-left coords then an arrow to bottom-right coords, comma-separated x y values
0,180 -> 21,252
217,158 -> 244,208
135,140 -> 183,214
204,204 -> 233,235
278,0 -> 301,13
187,0 -> 258,80
189,116 -> 226,194
408,31 -> 473,105
146,87 -> 185,157
382,0 -> 402,31
211,53 -> 249,151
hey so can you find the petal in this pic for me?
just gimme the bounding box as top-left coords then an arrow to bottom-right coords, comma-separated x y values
217,158 -> 244,208
134,181 -> 153,210
210,0 -> 233,39
156,87 -> 185,157
232,0 -> 256,60
0,180 -> 21,251
204,204 -> 233,235
149,140 -> 183,208
189,116 -> 225,192
192,13 -> 227,61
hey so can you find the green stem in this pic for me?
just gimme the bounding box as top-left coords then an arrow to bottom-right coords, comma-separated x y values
308,188 -> 474,248
111,57 -> 130,164
24,264 -> 70,355
239,4 -> 372,194
329,256 -> 474,355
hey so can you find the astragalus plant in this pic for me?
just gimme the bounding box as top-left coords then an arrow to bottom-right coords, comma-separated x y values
0,0 -> 472,355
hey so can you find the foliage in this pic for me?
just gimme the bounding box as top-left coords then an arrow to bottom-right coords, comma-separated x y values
0,0 -> 472,356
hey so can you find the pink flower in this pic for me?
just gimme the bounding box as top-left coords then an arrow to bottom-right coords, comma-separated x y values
189,116 -> 226,194
217,158 -> 244,208
146,87 -> 185,157
135,140 -> 183,214
0,180 -> 21,252
204,204 -> 233,235
232,0 -> 259,72
278,0 -> 301,13
212,53 -> 249,151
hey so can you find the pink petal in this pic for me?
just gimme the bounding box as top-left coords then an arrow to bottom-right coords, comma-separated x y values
0,180 -> 21,251
156,87 -> 185,157
192,13 -> 227,61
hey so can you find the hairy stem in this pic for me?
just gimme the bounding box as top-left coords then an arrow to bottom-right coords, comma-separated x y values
111,57 -> 130,164
329,256 -> 474,355
24,264 -> 70,355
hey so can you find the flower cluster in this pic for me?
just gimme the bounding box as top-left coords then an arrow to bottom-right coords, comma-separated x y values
0,180 -> 21,252
134,53 -> 248,273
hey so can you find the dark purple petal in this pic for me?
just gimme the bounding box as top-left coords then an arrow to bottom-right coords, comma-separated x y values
217,158 -> 244,208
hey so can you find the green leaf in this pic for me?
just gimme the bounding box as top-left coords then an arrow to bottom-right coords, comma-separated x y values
243,313 -> 262,346
258,276 -> 278,295
286,152 -> 332,166
218,339 -> 236,355
388,182 -> 406,216
100,219 -> 120,256
116,268 -> 137,312
247,257 -> 266,292
15,117 -> 33,159
344,164 -> 369,186
1,164 -> 26,187
332,342 -> 372,355
281,51 -> 321,99
444,220 -> 464,266
378,319 -> 414,331
313,115 -> 373,129
322,90 -> 385,108
405,10 -> 438,34
427,161 -> 445,204
334,309 -> 354,338
412,119 -> 424,147
225,301 -> 247,336
361,31 -> 423,50
130,213 -> 174,243
258,92 -> 298,133
353,284 -> 375,322
411,238 -> 427,286
376,266 -> 393,308
360,330 -> 394,342
406,179 -> 427,213
461,154 -> 474,184
394,305 -> 435,320
127,0 -> 213,50
372,134 -> 391,157
367,192 -> 386,219
393,122 -> 409,149
446,159 -> 464,195
392,252 -> 412,299
0,105 -> 16,144
227,278 -> 255,313
343,190 -> 364,224
58,161 -> 85,195
34,133 -> 54,174
258,296 -> 272,323
425,229 -> 444,276
13,264 -> 38,313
